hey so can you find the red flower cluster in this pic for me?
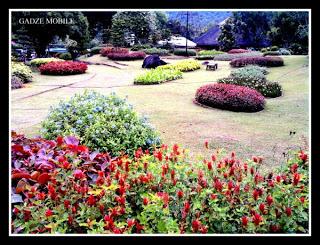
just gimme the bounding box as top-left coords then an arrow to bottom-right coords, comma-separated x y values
195,83 -> 265,112
106,51 -> 146,61
227,49 -> 249,54
100,47 -> 129,56
230,56 -> 284,67
39,61 -> 88,75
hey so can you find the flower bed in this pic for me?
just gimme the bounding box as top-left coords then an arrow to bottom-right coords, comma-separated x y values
214,52 -> 262,61
100,47 -> 129,56
106,51 -> 146,61
30,58 -> 64,67
41,91 -> 160,156
195,83 -> 265,112
228,49 -> 249,54
11,131 -> 309,234
230,57 -> 284,67
134,68 -> 183,85
158,60 -> 201,72
11,62 -> 33,83
39,61 -> 88,75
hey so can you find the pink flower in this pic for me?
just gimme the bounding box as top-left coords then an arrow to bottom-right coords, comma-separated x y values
266,195 -> 273,206
73,169 -> 85,179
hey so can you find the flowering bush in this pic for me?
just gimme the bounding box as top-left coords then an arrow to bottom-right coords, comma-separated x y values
195,83 -> 265,112
173,49 -> 197,56
214,52 -> 262,61
228,49 -> 249,54
230,57 -> 284,68
11,76 -> 24,89
30,58 -> 64,67
39,61 -> 88,75
11,62 -> 33,83
106,52 -> 146,61
100,47 -> 129,56
11,131 -> 309,234
158,60 -> 201,72
142,48 -> 170,56
134,68 -> 183,85
41,90 -> 160,156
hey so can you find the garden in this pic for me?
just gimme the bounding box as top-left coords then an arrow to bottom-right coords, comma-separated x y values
10,10 -> 309,235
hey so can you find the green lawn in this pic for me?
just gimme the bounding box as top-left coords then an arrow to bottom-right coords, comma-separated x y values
11,55 -> 309,170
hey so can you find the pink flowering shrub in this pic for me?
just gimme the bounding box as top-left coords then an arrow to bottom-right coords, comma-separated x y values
107,51 -> 146,61
228,49 -> 249,54
230,57 -> 284,67
39,61 -> 88,75
100,47 -> 129,56
11,132 -> 308,234
195,83 -> 265,112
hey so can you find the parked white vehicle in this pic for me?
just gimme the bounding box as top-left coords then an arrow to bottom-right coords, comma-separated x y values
158,36 -> 197,48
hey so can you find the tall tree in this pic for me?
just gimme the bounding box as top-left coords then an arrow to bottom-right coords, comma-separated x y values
218,18 -> 236,51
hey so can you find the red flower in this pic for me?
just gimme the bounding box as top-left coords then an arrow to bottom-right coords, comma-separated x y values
211,154 -> 216,162
184,201 -> 190,213
177,190 -> 184,199
64,200 -> 71,209
253,213 -> 263,226
210,194 -> 217,200
68,215 -> 73,225
73,169 -> 85,179
13,207 -> 20,215
56,136 -> 64,145
300,197 -> 305,203
285,207 -> 292,217
143,197 -> 149,205
293,173 -> 301,185
253,189 -> 259,200
276,175 -> 281,183
242,216 -> 249,227
192,219 -> 201,232
270,224 -> 280,232
228,180 -> 234,190
298,151 -> 308,163
36,192 -> 46,200
45,209 -> 53,217
290,163 -> 299,173
170,169 -> 175,180
87,195 -> 96,206
204,140 -> 209,149
214,179 -> 223,192
259,203 -> 266,214
127,219 -> 135,228
207,161 -> 212,171
24,209 -> 31,222
266,195 -> 273,206
234,184 -> 240,194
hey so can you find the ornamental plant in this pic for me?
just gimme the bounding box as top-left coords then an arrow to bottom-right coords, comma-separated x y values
30,58 -> 64,67
134,68 -> 183,85
131,44 -> 152,51
39,61 -> 88,75
142,48 -> 170,56
11,131 -> 309,234
58,52 -> 72,60
198,50 -> 225,56
214,52 -> 262,61
100,47 -> 129,56
173,49 -> 197,56
230,57 -> 284,68
195,83 -> 265,112
11,62 -> 33,83
41,90 -> 160,156
228,49 -> 249,54
90,46 -> 104,55
11,76 -> 24,89
158,60 -> 201,72
106,52 -> 146,61
262,51 -> 281,56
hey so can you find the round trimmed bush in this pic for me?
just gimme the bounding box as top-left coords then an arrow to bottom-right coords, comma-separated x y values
106,51 -> 146,61
134,68 -> 183,85
30,58 -> 64,67
11,62 -> 33,83
39,61 -> 88,75
58,52 -> 72,60
195,83 -> 265,112
41,90 -> 161,156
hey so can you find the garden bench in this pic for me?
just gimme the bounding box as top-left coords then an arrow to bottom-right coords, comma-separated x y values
206,62 -> 218,71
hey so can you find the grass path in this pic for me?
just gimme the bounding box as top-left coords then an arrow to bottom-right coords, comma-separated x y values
11,55 -> 309,170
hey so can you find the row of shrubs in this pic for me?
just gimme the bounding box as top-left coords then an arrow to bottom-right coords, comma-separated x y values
214,51 -> 263,61
11,130 -> 309,234
261,46 -> 291,55
38,61 -> 88,75
134,60 -> 200,85
230,57 -> 284,68
99,47 -> 146,61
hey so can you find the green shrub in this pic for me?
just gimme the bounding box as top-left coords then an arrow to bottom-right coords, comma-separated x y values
30,58 -> 64,67
131,44 -> 152,51
173,49 -> 196,56
134,68 -> 183,85
261,48 -> 269,53
231,65 -> 269,76
41,90 -> 161,156
58,52 -> 72,60
90,46 -> 103,54
270,46 -> 279,51
142,48 -> 170,56
262,51 -> 281,56
198,50 -> 225,56
158,60 -> 200,72
195,55 -> 215,60
11,62 -> 33,83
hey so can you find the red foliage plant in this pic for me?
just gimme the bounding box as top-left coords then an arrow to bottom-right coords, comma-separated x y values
195,83 -> 265,112
106,51 -> 146,61
100,47 -> 129,56
39,61 -> 88,75
228,49 -> 249,54
230,56 -> 284,67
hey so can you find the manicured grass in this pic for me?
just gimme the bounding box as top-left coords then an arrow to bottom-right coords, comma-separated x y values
11,55 -> 309,170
